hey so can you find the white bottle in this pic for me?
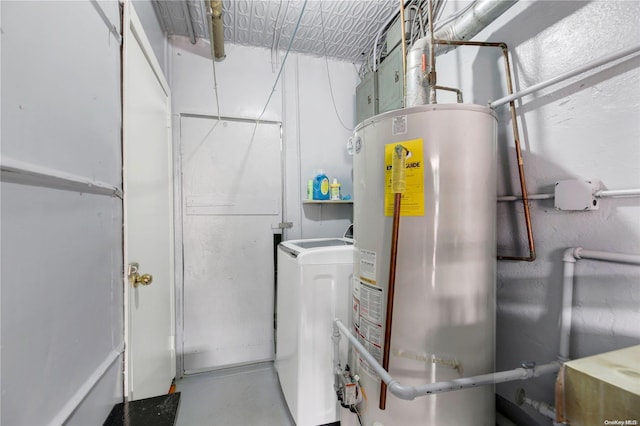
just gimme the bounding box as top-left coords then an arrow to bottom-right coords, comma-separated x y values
330,178 -> 341,200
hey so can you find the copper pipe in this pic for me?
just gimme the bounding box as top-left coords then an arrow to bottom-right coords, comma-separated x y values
379,192 -> 402,410
433,39 -> 536,262
496,43 -> 535,262
399,0 -> 408,105
434,85 -> 463,103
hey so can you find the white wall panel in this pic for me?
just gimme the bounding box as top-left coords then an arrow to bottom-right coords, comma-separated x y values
294,54 -> 358,239
65,356 -> 123,426
1,0 -> 121,185
171,40 -> 282,121
171,39 -> 358,239
432,2 -> 640,424
281,56 -> 303,240
1,184 -> 123,425
132,0 -> 169,79
1,1 -> 123,424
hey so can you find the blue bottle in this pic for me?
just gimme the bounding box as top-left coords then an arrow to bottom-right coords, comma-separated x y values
312,170 -> 330,200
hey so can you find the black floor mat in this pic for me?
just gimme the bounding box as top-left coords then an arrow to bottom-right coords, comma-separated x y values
103,393 -> 181,426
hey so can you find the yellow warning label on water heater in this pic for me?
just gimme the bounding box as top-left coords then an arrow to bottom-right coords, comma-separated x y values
384,139 -> 424,216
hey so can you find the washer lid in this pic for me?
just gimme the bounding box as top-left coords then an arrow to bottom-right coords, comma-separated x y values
279,238 -> 354,263
293,239 -> 352,249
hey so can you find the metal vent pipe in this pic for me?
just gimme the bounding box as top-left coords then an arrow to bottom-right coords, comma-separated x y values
407,0 -> 517,106
208,0 -> 226,61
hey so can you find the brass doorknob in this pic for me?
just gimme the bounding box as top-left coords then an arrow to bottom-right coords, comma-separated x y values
128,263 -> 153,288
133,273 -> 153,288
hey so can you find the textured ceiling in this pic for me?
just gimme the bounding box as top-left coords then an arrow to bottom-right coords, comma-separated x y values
154,0 -> 399,62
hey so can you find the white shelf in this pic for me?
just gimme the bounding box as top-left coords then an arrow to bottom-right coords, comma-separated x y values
302,200 -> 353,204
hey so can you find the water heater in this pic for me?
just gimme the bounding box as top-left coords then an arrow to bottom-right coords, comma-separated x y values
351,104 -> 497,425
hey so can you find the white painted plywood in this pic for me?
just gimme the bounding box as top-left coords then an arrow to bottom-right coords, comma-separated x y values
0,184 -> 123,426
66,357 -> 124,426
1,0 -> 121,184
0,1 -> 124,424
181,115 -> 281,371
295,54 -> 358,238
132,0 -> 169,79
171,40 -> 362,375
171,40 -> 282,122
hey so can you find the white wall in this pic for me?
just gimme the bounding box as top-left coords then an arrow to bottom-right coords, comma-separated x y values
433,2 -> 639,424
1,1 -> 123,425
284,53 -> 358,239
170,38 -> 358,375
132,0 -> 169,79
170,38 -> 358,240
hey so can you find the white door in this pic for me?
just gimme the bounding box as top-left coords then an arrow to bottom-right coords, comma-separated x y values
123,4 -> 175,400
180,115 -> 282,373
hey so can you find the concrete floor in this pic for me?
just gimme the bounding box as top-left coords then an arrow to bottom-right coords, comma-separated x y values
175,362 -> 295,426
174,362 -> 512,425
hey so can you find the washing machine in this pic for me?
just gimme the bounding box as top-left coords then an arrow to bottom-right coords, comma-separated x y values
276,238 -> 354,426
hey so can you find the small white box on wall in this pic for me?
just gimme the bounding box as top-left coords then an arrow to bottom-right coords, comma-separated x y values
554,179 -> 600,211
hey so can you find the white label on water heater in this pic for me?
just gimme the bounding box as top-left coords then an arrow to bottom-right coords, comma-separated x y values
359,317 -> 382,347
359,249 -> 377,283
352,279 -> 361,328
392,115 -> 407,135
358,281 -> 384,381
359,357 -> 381,382
356,323 -> 382,383
359,282 -> 383,325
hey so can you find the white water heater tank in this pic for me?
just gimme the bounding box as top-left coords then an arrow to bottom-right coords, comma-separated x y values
351,104 -> 497,425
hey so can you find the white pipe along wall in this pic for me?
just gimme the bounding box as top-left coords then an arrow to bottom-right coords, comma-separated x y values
489,43 -> 640,108
560,248 -> 640,362
498,188 -> 640,202
333,320 -> 560,400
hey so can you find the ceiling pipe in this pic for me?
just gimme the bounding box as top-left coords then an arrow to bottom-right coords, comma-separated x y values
434,0 -> 517,54
407,0 -> 517,106
207,0 -> 226,61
